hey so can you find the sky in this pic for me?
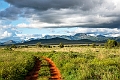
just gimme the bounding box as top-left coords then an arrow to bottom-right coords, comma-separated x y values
0,0 -> 120,42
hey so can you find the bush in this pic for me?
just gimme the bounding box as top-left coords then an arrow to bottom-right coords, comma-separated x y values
59,43 -> 64,48
4,46 -> 12,51
11,44 -> 17,48
91,43 -> 96,48
105,39 -> 118,48
19,45 -> 28,48
36,42 -> 42,48
43,45 -> 52,48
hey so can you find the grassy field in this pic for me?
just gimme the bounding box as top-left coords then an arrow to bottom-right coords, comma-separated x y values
0,49 -> 35,80
0,45 -> 120,80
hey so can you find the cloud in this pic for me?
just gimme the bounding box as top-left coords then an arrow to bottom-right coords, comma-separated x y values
0,24 -> 21,42
0,6 -> 22,20
1,31 -> 12,38
5,0 -> 103,11
1,0 -> 120,28
17,34 -> 42,41
73,28 -> 120,37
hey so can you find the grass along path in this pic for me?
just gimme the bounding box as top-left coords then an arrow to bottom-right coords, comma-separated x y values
25,57 -> 41,80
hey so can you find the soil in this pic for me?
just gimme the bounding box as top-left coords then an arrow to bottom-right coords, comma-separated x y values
25,57 -> 41,80
25,57 -> 62,80
45,58 -> 62,80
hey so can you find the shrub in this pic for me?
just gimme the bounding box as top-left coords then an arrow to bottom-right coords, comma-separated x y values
11,44 -> 17,48
105,39 -> 118,48
92,43 -> 96,48
43,45 -> 51,48
4,46 -> 12,51
59,43 -> 64,48
36,42 -> 42,48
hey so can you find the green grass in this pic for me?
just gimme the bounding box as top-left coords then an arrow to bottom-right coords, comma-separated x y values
0,47 -> 120,80
0,49 -> 35,80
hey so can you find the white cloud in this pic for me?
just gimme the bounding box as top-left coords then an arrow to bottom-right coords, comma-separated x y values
16,34 -> 42,41
0,24 -> 21,42
74,28 -> 120,36
16,22 -> 57,28
110,34 -> 120,37
1,31 -> 12,39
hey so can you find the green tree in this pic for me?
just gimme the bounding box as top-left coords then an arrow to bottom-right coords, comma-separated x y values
36,42 -> 42,47
59,43 -> 64,48
105,39 -> 118,48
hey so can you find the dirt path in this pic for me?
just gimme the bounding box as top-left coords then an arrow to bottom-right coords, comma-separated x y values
25,57 -> 41,80
25,57 -> 62,80
44,58 -> 62,80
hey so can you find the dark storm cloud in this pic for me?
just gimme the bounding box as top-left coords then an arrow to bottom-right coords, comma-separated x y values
0,6 -> 22,20
5,0 -> 103,11
2,0 -> 120,28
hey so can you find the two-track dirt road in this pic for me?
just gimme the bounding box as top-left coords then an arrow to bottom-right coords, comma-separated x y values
25,57 -> 62,80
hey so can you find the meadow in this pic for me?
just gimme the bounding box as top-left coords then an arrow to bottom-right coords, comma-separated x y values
0,45 -> 120,80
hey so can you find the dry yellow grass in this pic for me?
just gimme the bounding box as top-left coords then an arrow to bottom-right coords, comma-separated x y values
15,46 -> 120,55
15,47 -> 94,53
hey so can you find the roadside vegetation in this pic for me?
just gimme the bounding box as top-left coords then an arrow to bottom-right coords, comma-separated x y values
0,49 -> 35,80
0,39 -> 120,80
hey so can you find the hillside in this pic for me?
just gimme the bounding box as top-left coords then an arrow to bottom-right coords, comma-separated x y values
1,33 -> 120,45
17,37 -> 96,45
39,33 -> 120,42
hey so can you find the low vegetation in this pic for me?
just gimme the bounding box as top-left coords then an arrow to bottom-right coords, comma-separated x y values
0,41 -> 120,80
59,43 -> 64,48
0,49 -> 35,80
105,39 -> 119,48
36,42 -> 42,48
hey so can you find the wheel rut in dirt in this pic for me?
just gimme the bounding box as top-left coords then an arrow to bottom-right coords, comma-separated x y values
25,57 -> 62,80
44,57 -> 62,80
25,57 -> 41,80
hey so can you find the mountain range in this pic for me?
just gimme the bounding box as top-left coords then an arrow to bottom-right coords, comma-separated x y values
0,33 -> 120,45
42,33 -> 120,41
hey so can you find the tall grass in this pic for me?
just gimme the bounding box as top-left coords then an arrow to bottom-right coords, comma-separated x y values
0,49 -> 35,80
0,46 -> 120,80
32,47 -> 120,80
